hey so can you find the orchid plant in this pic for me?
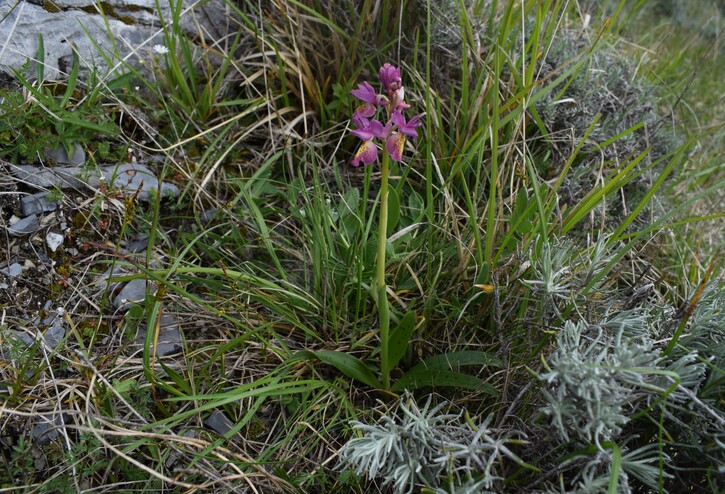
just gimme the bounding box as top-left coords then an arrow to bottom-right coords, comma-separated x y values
290,66 -> 500,394
349,64 -> 424,390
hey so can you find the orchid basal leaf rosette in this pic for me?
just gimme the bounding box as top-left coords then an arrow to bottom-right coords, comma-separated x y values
350,64 -> 424,167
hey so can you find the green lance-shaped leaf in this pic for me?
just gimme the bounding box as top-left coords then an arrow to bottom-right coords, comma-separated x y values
386,186 -> 400,231
392,351 -> 502,393
385,310 -> 418,373
289,350 -> 382,389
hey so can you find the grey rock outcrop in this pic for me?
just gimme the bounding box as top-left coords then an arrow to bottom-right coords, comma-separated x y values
10,162 -> 179,201
0,0 -> 231,82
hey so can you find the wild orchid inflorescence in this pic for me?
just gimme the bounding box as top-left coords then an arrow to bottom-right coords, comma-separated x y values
349,63 -> 424,167
347,64 -> 424,391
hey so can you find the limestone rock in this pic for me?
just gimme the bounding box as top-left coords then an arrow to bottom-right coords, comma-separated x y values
21,192 -> 60,216
11,162 -> 179,201
7,214 -> 40,236
0,0 -> 231,82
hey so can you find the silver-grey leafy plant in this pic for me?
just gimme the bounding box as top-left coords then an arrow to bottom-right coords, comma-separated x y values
338,392 -> 527,493
539,308 -> 709,447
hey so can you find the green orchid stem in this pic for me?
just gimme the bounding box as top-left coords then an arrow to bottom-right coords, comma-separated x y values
377,150 -> 391,391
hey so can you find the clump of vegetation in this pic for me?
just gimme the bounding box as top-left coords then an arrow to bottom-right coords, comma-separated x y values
339,391 -> 529,493
0,0 -> 721,492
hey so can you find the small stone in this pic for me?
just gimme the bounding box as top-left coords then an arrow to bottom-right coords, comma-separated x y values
134,315 -> 181,357
95,266 -> 126,293
44,142 -> 85,166
204,410 -> 236,437
165,430 -> 197,468
21,193 -> 60,216
199,208 -> 218,225
7,330 -> 34,347
96,163 -> 179,201
0,263 -> 22,278
158,182 -> 180,199
10,165 -> 85,190
43,320 -> 65,348
7,215 -> 40,236
113,279 -> 154,310
31,413 -> 67,446
46,231 -> 64,252
126,237 -> 149,253
10,164 -> 178,202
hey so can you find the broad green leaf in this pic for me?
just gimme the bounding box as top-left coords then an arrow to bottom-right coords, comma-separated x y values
337,187 -> 361,243
338,188 -> 360,218
106,71 -> 136,92
386,311 -> 418,372
407,190 -> 425,222
392,368 -> 498,395
418,350 -> 503,370
391,351 -> 502,393
289,350 -> 381,389
341,210 -> 361,241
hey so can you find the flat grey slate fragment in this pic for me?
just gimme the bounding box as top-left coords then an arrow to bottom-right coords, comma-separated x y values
7,215 -> 40,236
21,193 -> 60,216
44,143 -> 85,166
134,315 -> 182,357
0,263 -> 23,278
7,330 -> 34,347
113,278 -> 153,310
11,165 -> 86,190
204,410 -> 237,437
199,208 -> 218,225
32,413 -> 68,446
97,164 -> 179,201
95,266 -> 128,294
43,320 -> 66,348
127,237 -> 150,253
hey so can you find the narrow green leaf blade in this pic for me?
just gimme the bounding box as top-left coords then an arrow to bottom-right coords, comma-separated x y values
60,45 -> 79,108
36,34 -> 45,83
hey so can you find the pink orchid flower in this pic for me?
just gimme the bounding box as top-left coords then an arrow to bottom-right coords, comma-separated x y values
350,115 -> 391,167
351,81 -> 388,118
385,110 -> 424,161
348,64 -> 423,166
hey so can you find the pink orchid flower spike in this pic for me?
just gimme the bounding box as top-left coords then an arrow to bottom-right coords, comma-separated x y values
348,64 -> 423,166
